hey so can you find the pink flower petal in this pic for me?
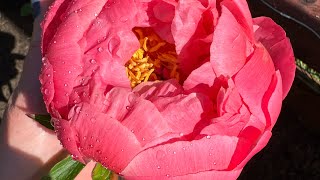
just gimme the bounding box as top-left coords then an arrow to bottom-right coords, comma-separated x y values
234,45 -> 275,125
121,135 -> 239,177
174,1 -> 217,79
253,17 -> 295,98
210,4 -> 253,77
68,102 -> 142,172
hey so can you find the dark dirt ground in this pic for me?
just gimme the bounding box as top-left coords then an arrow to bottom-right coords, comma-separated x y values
0,1 -> 319,179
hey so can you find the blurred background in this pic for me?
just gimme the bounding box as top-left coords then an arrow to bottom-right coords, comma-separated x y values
0,0 -> 319,179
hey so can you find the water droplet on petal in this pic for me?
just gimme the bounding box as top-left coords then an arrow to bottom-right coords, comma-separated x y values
64,83 -> 68,87
90,59 -> 96,64
206,135 -> 211,139
97,47 -> 103,52
213,162 -> 217,165
157,165 -> 161,169
90,117 -> 96,123
46,74 -> 51,77
89,144 -> 93,148
97,150 -> 102,154
44,89 -> 49,95
120,16 -> 128,22
126,106 -> 131,110
131,129 -> 135,133
121,149 -> 124,152
83,136 -> 87,140
173,151 -> 176,155
94,13 -> 98,17
67,137 -> 71,141
142,137 -> 145,141
182,147 -> 186,150
96,139 -> 100,143
179,133 -> 184,136
166,174 -> 170,177
68,70 -> 72,74
156,150 -> 166,160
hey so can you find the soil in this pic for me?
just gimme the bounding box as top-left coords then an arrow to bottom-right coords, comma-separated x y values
0,1 -> 319,179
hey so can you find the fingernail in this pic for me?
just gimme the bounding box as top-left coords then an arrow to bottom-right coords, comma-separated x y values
31,0 -> 41,18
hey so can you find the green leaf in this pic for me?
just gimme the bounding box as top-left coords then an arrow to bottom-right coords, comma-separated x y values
20,3 -> 32,16
42,156 -> 85,180
92,163 -> 112,180
27,114 -> 54,130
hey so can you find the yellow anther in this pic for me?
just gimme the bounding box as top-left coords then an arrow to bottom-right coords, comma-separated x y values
143,37 -> 148,51
149,42 -> 166,52
125,27 -> 180,88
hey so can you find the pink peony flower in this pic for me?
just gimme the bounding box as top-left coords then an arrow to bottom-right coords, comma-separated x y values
40,0 -> 295,179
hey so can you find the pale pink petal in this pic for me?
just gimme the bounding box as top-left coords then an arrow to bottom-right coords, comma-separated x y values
253,17 -> 295,98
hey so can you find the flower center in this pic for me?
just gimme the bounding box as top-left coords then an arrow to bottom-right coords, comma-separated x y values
125,27 -> 179,88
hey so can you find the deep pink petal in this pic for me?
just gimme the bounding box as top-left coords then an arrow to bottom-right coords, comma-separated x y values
210,4 -> 253,77
152,92 -> 214,135
264,71 -> 283,129
68,102 -> 142,172
234,45 -> 275,125
221,0 -> 254,41
201,105 -> 250,137
253,17 -> 295,98
121,135 -> 239,177
174,1 -> 218,79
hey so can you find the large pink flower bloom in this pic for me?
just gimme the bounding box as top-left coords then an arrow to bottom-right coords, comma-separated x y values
40,0 -> 295,179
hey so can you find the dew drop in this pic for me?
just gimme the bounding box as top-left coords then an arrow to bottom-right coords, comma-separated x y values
62,61 -> 65,64
67,137 -> 71,141
182,147 -> 186,150
173,151 -> 176,155
68,70 -> 72,74
73,100 -> 77,103
44,89 -> 49,95
41,57 -> 47,62
96,139 -> 100,143
209,153 -> 212,156
90,59 -> 96,64
166,174 -> 170,177
64,83 -> 68,87
126,106 -> 131,110
83,136 -> 87,140
97,47 -> 104,52
206,135 -> 211,139
90,117 -> 96,123
89,144 -> 94,148
53,40 -> 57,44
179,133 -> 184,136
94,13 -> 98,17
97,150 -> 102,154
131,129 -> 135,133
142,137 -> 145,141
157,165 -> 161,169
119,16 -> 128,22
121,149 -> 124,152
49,81 -> 52,84
65,93 -> 69,96
46,74 -> 51,77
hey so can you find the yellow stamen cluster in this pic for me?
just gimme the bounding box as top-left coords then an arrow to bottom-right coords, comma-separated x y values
125,28 -> 179,88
